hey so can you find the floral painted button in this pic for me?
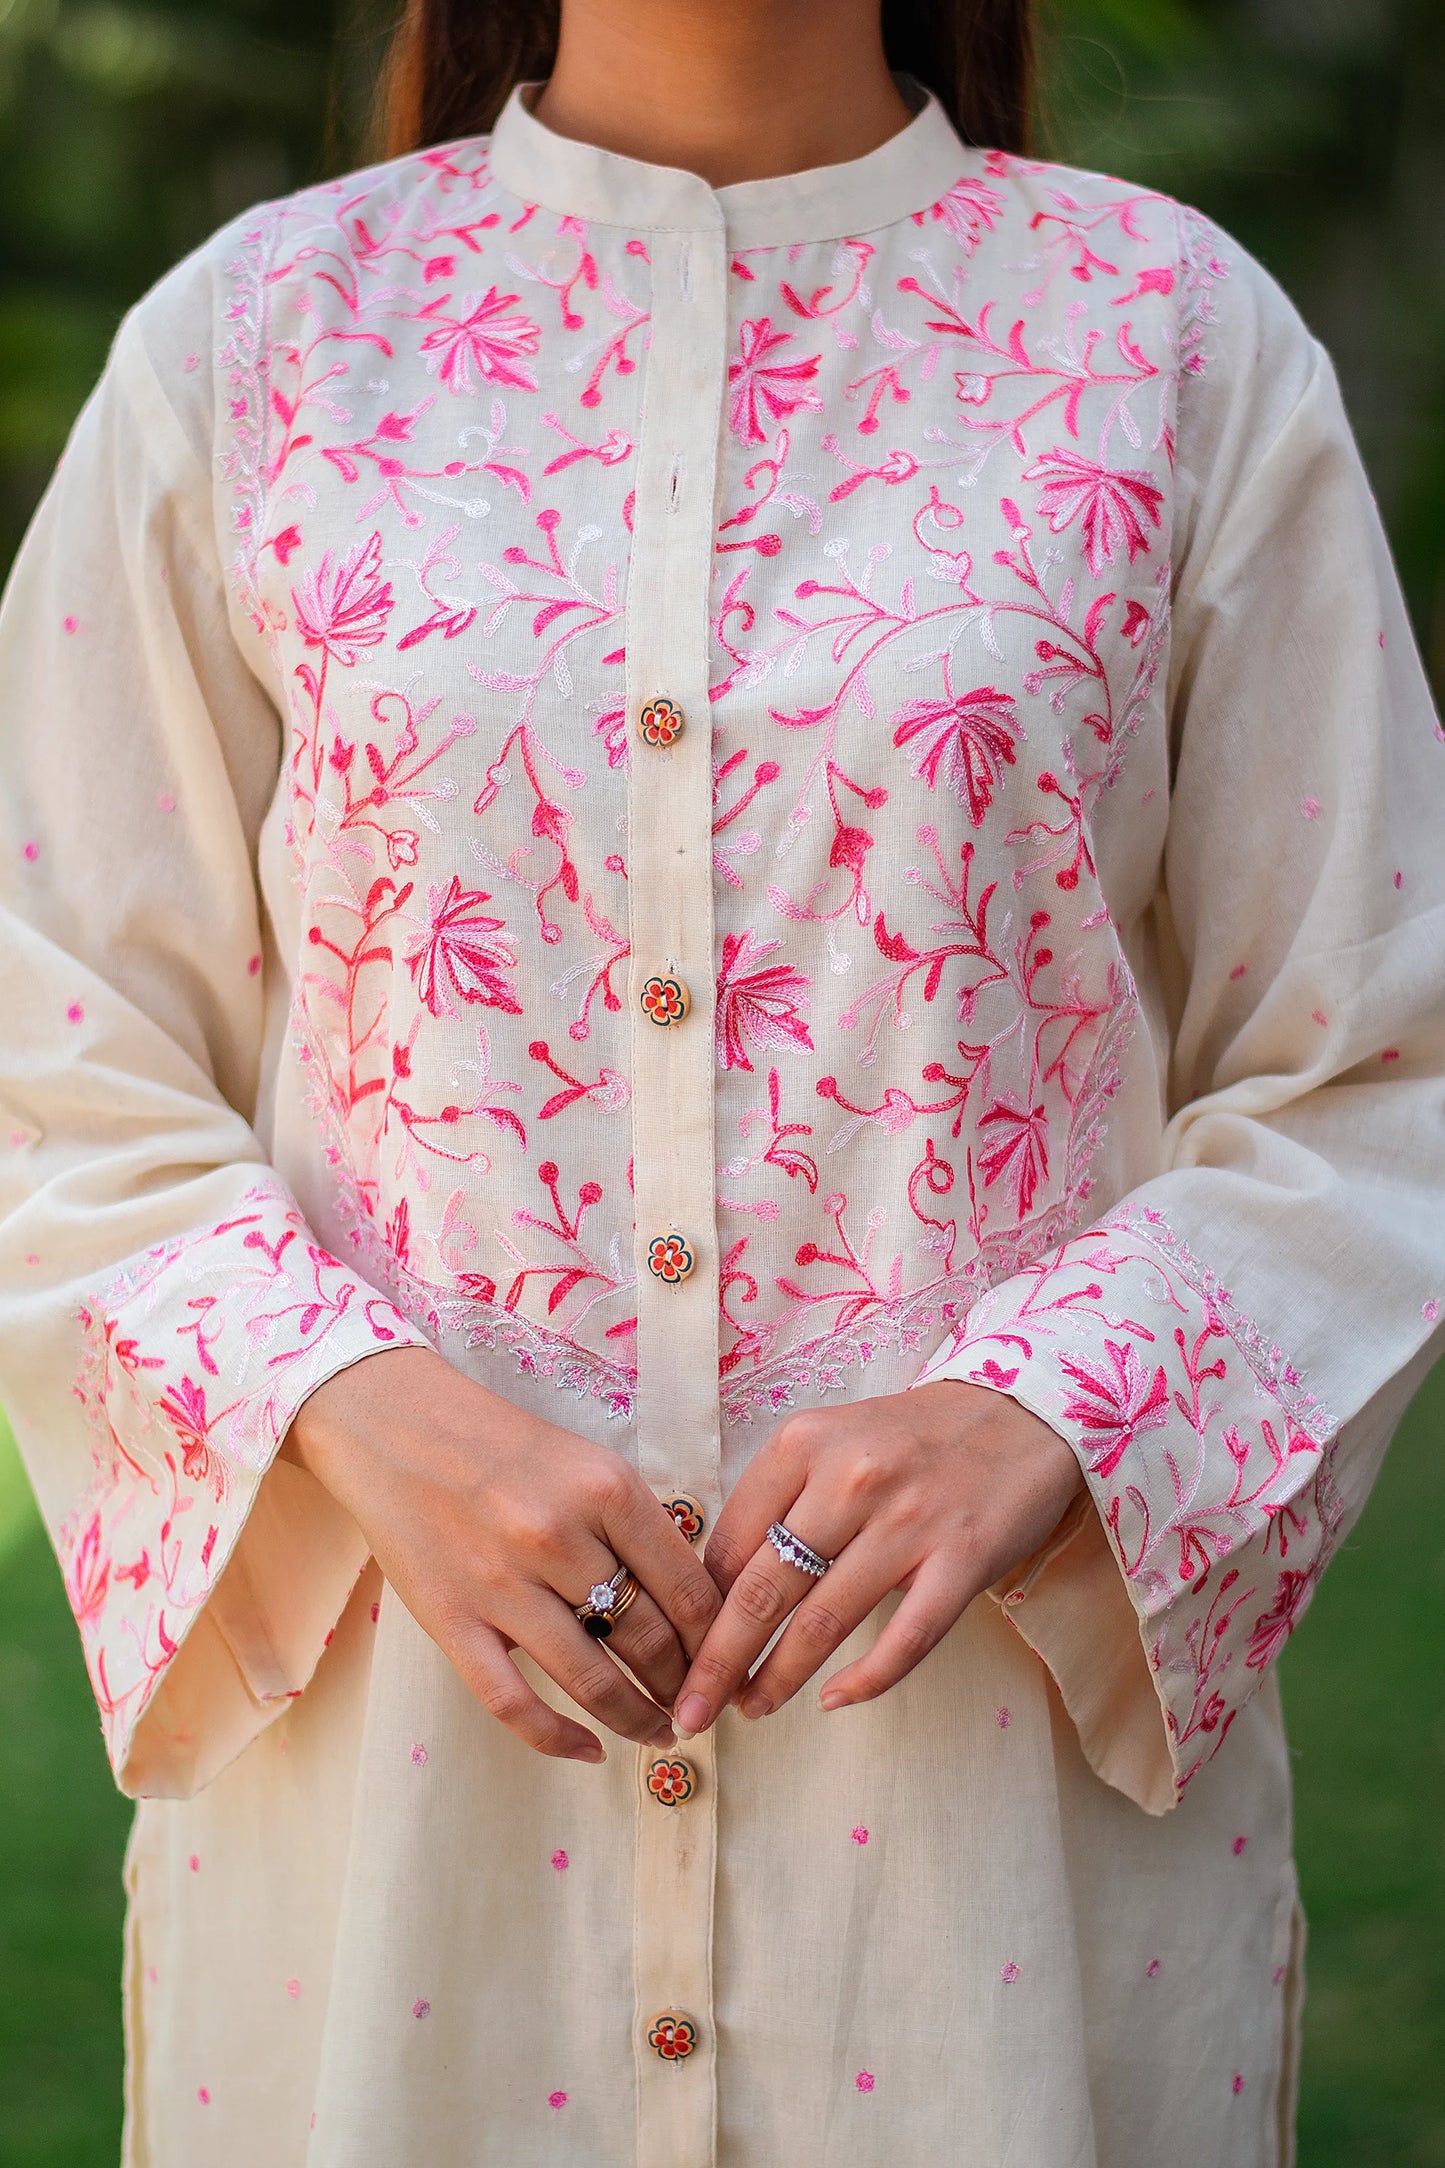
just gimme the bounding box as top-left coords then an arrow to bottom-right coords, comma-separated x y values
646,1756 -> 695,1807
647,1231 -> 695,1284
640,973 -> 689,1027
637,695 -> 685,748
647,2010 -> 697,2062
662,1493 -> 705,1542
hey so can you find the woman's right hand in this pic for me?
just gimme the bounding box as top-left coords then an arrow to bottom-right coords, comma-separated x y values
282,1344 -> 720,1763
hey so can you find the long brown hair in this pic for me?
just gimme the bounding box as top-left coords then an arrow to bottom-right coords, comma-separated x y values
375,1 -> 1035,163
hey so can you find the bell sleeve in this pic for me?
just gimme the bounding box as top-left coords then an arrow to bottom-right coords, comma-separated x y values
0,250 -> 429,1801
913,220 -> 1445,1815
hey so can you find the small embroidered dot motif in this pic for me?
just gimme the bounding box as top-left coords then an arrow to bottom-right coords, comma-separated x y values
647,1230 -> 695,1284
1146,1959 -> 1162,1978
851,1825 -> 869,1845
637,695 -> 685,749
1000,1961 -> 1020,1984
1424,1300 -> 1440,1323
647,1757 -> 695,1807
197,2087 -> 211,2106
286,1979 -> 301,1999
640,973 -> 689,1027
647,2012 -> 697,2062
663,1494 -> 705,1541
412,1999 -> 431,2020
1232,1836 -> 1247,1856
189,1855 -> 200,1873
1272,1964 -> 1287,1986
855,2070 -> 875,2093
995,1706 -> 1011,1729
551,1849 -> 569,1871
410,1743 -> 428,1766
548,2091 -> 568,2109
1232,2074 -> 1246,2096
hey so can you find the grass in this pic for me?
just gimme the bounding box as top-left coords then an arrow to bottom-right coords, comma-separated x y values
0,1371 -> 1441,2166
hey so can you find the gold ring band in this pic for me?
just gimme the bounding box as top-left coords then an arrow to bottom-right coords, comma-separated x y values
574,1567 -> 640,1639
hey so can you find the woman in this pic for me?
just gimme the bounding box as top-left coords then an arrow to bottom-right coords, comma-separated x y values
1,0 -> 1441,2159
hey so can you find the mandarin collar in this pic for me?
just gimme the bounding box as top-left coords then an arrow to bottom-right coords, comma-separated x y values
488,79 -> 974,245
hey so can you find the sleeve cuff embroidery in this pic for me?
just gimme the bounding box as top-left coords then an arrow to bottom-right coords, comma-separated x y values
61,1175 -> 429,1783
915,1200 -> 1343,1803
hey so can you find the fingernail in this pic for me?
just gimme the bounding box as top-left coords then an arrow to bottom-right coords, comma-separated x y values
819,1689 -> 846,1712
647,1721 -> 676,1749
578,1742 -> 607,1763
674,1692 -> 710,1738
739,1689 -> 772,1721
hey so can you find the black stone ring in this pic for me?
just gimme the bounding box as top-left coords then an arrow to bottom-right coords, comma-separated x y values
573,1565 -> 640,1640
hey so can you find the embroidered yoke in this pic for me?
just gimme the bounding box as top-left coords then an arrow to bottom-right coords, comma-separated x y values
1,82 -> 1443,2168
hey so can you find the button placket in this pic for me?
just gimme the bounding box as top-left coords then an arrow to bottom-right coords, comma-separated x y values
624,214 -> 727,2168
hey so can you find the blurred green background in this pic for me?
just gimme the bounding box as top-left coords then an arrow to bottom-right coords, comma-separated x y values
0,0 -> 1442,2161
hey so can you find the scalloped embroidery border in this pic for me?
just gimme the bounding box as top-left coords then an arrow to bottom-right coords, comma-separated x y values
1103,1197 -> 1338,1439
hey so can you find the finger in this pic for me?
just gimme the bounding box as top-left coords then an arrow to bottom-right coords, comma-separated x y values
593,1465 -> 722,1657
449,1619 -> 607,1763
603,1582 -> 691,1707
516,1594 -> 679,1750
674,1501 -> 851,1737
817,1553 -> 974,1710
736,1530 -> 917,1718
701,1424 -> 812,1594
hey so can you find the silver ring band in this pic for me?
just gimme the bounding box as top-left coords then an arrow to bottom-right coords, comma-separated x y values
765,1521 -> 832,1579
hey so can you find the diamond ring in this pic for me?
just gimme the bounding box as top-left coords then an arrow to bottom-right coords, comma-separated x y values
573,1563 -> 640,1639
765,1521 -> 833,1579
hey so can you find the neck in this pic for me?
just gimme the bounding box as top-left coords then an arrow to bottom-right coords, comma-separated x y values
531,0 -> 914,187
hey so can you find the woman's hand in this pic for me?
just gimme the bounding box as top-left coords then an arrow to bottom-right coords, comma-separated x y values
283,1345 -> 720,1763
671,1381 -> 1083,1738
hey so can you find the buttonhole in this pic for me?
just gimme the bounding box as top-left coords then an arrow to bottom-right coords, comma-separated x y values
679,245 -> 692,301
668,456 -> 684,512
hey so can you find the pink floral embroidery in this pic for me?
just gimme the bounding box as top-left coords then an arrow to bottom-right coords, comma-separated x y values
715,930 -> 813,1072
850,1825 -> 869,1845
550,1849 -> 569,1871
412,1998 -> 431,2020
197,2087 -> 211,2106
417,288 -> 541,394
918,1198 -> 1339,1797
1232,2074 -> 1246,2096
293,532 -> 394,665
61,1179 -> 426,1776
727,318 -> 823,443
548,2090 -> 568,2109
890,684 -> 1021,826
410,1742 -> 428,1766
995,1706 -> 1011,1728
1146,1958 -> 1161,1979
854,2070 -> 875,2094
1000,1961 -> 1021,1983
286,1978 -> 301,1999
1021,449 -> 1164,577
405,878 -> 523,1019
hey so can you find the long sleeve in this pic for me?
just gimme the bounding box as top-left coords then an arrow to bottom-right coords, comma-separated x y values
0,251 -> 429,1799
914,224 -> 1445,1814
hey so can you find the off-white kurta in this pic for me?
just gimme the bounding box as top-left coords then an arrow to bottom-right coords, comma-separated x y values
2,80 -> 1443,2167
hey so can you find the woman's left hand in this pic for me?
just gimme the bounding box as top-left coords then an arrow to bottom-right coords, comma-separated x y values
672,1381 -> 1084,1738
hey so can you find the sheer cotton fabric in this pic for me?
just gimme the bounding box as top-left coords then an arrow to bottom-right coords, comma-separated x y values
1,83 -> 1443,2167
